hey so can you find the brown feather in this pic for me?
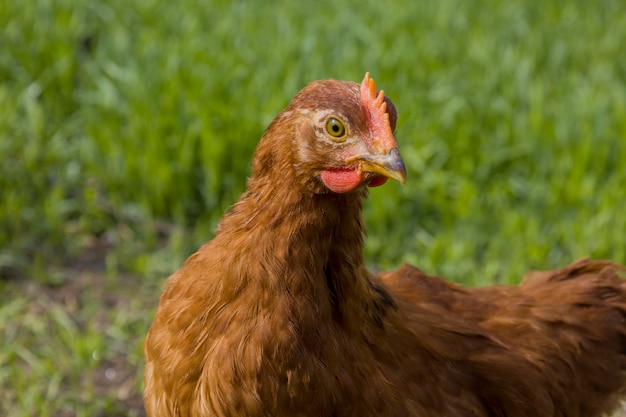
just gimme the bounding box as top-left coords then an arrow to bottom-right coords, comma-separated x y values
144,76 -> 626,417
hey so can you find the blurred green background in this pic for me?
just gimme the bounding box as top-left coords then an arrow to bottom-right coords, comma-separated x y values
1,0 -> 625,415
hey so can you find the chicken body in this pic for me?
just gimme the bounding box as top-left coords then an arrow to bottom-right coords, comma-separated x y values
144,74 -> 626,417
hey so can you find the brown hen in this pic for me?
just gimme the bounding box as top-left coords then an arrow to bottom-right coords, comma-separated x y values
143,73 -> 626,417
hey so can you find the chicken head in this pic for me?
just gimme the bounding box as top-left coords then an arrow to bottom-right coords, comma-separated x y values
251,73 -> 406,194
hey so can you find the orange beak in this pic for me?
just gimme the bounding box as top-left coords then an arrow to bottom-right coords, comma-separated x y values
346,147 -> 407,185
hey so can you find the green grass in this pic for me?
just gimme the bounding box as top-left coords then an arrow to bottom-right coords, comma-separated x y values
1,0 -> 625,415
0,270 -> 150,416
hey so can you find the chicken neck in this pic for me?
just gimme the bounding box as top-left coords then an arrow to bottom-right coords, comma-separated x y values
213,170 -> 385,335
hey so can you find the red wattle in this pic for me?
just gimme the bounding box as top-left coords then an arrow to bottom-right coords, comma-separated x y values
368,176 -> 388,187
320,168 -> 362,193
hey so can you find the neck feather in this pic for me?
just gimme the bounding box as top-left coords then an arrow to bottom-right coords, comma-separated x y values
213,170 -> 373,327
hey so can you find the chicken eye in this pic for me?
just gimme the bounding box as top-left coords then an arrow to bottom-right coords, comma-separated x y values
325,117 -> 346,139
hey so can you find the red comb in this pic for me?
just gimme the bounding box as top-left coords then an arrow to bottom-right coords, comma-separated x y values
360,72 -> 396,151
